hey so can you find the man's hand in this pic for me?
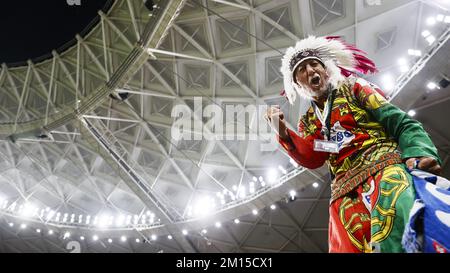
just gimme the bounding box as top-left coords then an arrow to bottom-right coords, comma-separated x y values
405,157 -> 442,175
264,105 -> 289,141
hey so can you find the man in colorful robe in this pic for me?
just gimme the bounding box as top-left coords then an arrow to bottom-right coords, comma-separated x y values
265,36 -> 442,252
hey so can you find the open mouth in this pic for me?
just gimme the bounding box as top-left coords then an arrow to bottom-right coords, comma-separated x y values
310,75 -> 321,86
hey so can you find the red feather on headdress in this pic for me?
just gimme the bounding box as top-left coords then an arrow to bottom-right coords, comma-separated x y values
326,36 -> 378,76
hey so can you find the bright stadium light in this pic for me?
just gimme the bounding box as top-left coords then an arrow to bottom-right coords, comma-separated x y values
382,74 -> 395,91
427,82 -> 438,90
426,17 -> 436,25
426,35 -> 436,45
267,168 -> 278,184
421,30 -> 431,37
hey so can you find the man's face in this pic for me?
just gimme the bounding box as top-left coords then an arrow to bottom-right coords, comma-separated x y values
294,59 -> 329,98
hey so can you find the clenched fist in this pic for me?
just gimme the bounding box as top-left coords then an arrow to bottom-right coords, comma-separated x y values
265,105 -> 289,141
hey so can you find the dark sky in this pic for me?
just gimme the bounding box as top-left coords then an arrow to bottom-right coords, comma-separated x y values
0,0 -> 110,64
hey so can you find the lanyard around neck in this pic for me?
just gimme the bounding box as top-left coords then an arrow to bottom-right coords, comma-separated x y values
312,86 -> 335,140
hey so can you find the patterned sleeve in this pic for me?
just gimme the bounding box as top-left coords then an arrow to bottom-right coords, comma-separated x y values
277,119 -> 329,169
353,78 -> 442,164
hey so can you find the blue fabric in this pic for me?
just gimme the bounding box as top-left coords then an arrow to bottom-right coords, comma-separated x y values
402,199 -> 425,253
402,170 -> 450,253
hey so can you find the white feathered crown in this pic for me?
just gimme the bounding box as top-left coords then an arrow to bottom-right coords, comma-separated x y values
280,36 -> 377,104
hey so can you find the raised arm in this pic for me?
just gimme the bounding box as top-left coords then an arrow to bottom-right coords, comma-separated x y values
266,106 -> 328,169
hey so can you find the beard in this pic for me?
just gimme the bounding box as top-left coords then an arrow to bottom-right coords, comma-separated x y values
294,82 -> 330,101
311,84 -> 330,101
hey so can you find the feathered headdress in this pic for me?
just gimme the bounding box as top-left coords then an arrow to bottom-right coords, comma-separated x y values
280,36 -> 377,104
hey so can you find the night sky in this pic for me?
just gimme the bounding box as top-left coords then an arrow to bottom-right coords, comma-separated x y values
0,0 -> 109,65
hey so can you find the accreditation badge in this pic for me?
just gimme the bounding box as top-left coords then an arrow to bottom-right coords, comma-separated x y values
313,139 -> 339,153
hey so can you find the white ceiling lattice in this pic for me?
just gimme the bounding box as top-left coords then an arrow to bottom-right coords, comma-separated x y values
376,27 -> 397,51
310,0 -> 345,27
0,0 -> 449,253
